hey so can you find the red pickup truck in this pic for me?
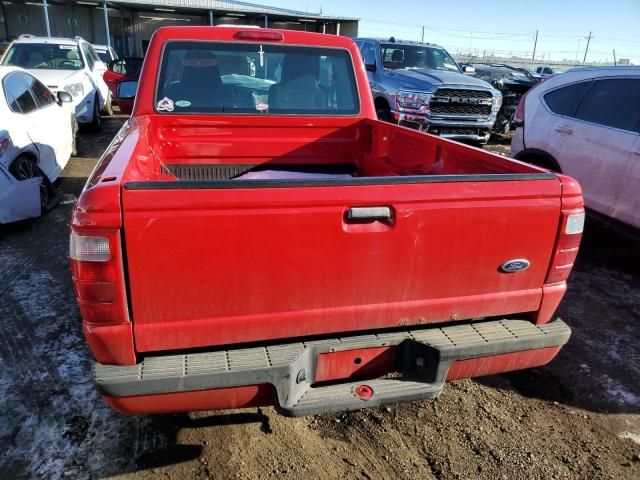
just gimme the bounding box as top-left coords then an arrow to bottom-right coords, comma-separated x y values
71,27 -> 584,417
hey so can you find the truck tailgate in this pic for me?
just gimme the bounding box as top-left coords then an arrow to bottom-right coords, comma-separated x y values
122,178 -> 561,352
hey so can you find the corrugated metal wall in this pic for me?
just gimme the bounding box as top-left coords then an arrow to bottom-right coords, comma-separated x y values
1,3 -> 108,43
0,3 -> 358,57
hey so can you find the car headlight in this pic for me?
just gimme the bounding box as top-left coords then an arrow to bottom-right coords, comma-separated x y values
396,90 -> 431,110
492,92 -> 503,112
63,82 -> 84,98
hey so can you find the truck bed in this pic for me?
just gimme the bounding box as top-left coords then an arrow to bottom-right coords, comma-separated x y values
111,115 -> 562,354
121,115 -> 545,184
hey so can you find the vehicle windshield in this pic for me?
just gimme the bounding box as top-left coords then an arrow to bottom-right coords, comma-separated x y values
380,44 -> 460,72
156,41 -> 359,115
2,43 -> 84,70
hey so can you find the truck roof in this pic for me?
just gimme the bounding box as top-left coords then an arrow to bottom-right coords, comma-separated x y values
565,65 -> 640,74
147,26 -> 356,49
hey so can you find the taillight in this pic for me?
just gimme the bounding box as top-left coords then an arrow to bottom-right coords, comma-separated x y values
513,93 -> 527,126
70,234 -> 110,262
544,176 -> 584,285
545,210 -> 584,284
513,81 -> 544,127
70,230 -> 130,326
234,30 -> 284,41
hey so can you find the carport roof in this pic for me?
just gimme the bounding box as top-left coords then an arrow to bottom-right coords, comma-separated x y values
107,0 -> 359,21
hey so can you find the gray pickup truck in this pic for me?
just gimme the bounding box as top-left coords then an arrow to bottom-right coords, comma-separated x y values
355,37 -> 502,144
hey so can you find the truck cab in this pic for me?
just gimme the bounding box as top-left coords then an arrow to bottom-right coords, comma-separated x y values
355,37 -> 501,144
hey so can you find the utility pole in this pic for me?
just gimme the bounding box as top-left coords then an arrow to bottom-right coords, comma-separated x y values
583,31 -> 592,64
613,49 -> 617,65
531,30 -> 538,68
42,0 -> 51,37
102,0 -> 110,47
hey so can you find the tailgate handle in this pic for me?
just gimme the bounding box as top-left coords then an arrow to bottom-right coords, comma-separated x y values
346,206 -> 392,222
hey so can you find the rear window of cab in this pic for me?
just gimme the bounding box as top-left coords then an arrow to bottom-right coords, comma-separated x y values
155,41 -> 359,115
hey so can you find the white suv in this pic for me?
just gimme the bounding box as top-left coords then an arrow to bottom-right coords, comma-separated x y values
0,35 -> 112,130
511,66 -> 640,231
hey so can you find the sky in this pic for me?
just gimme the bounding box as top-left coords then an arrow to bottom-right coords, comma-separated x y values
255,0 -> 640,63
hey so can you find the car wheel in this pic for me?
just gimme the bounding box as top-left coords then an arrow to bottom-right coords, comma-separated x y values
9,155 -> 58,213
71,115 -> 79,156
103,92 -> 114,116
517,153 -> 561,172
87,95 -> 102,132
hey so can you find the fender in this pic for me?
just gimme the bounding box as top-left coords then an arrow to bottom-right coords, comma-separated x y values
514,148 -> 562,172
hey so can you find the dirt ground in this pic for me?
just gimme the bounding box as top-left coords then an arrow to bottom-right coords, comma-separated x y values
0,116 -> 638,480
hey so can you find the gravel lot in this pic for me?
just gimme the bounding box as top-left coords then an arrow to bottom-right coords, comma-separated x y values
0,116 -> 638,479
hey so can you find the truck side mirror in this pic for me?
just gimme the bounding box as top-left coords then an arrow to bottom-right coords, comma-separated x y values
56,91 -> 73,104
117,80 -> 138,100
365,62 -> 376,73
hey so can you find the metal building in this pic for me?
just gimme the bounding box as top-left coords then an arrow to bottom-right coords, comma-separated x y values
0,1 -> 359,56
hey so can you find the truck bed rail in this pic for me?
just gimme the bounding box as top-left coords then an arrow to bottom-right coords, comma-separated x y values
124,172 -> 557,191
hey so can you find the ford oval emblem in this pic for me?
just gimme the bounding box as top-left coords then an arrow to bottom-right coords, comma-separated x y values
500,259 -> 531,273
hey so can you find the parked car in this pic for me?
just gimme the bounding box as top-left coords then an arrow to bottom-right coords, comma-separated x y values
0,66 -> 75,223
103,57 -> 143,114
511,66 -> 640,231
354,37 -> 501,144
472,63 -> 537,134
457,62 -> 476,75
514,66 -> 540,82
72,26 -> 584,417
0,35 -> 112,130
92,44 -> 118,64
534,66 -> 556,79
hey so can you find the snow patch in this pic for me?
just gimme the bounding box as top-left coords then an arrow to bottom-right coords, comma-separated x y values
10,271 -> 57,320
619,431 -> 640,445
59,194 -> 78,205
1,265 -> 139,478
599,374 -> 640,406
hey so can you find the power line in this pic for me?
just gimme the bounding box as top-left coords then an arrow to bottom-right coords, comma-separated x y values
358,19 -> 640,62
360,18 -> 534,37
358,18 -> 640,50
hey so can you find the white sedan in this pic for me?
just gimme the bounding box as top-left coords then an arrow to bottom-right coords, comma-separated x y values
0,66 -> 75,224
